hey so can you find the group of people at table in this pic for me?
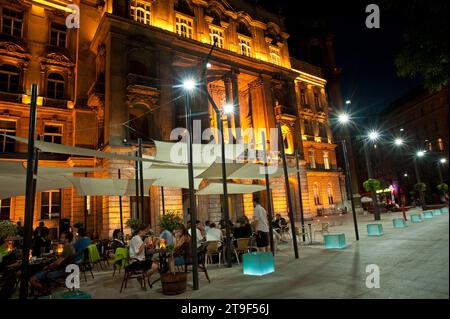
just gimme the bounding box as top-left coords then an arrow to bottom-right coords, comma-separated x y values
0,199 -> 289,296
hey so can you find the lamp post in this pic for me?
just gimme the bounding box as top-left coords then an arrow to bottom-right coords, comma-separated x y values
182,79 -> 199,290
414,150 -> 427,210
437,158 -> 446,184
365,130 -> 381,220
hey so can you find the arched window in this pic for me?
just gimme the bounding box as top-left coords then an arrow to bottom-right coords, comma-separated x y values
237,21 -> 252,37
238,35 -> 251,57
175,0 -> 194,16
46,73 -> 65,99
313,183 -> 320,205
269,46 -> 281,66
308,149 -> 316,169
209,26 -> 224,48
327,184 -> 334,204
210,10 -> 221,26
303,119 -> 313,136
129,60 -> 148,76
323,151 -> 330,170
130,0 -> 151,25
128,103 -> 158,141
0,64 -> 20,93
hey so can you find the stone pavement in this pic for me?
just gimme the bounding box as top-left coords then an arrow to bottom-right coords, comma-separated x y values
49,208 -> 450,299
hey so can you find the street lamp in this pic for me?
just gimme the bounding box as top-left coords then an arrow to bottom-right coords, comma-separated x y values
364,129 -> 381,220
181,78 -> 199,290
416,150 -> 425,158
345,100 -> 351,105
394,138 -> 404,146
335,112 -> 360,239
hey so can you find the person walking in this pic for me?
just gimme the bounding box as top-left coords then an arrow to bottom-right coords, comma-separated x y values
252,199 -> 270,252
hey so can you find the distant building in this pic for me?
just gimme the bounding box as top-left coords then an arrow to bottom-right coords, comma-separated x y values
0,0 -> 345,238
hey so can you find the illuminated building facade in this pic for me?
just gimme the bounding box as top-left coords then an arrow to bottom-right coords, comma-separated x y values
0,0 -> 345,238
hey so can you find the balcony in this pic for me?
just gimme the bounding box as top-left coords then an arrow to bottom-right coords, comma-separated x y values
0,92 -> 22,103
306,163 -> 338,171
275,104 -> 296,116
42,97 -> 68,109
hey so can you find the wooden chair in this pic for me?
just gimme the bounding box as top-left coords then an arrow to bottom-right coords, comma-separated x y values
233,238 -> 250,264
205,241 -> 222,268
178,243 -> 210,283
120,258 -> 149,293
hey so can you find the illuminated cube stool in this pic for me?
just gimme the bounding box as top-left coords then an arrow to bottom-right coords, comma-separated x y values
423,211 -> 434,219
393,218 -> 407,228
410,214 -> 423,223
242,252 -> 275,276
367,223 -> 384,236
433,209 -> 442,216
441,207 -> 449,214
323,233 -> 346,249
39,291 -> 92,299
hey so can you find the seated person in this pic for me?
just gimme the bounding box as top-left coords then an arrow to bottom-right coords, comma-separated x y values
169,224 -> 192,272
111,229 -> 126,252
29,232 -> 75,295
129,224 -> 159,280
187,220 -> 205,248
205,223 -> 223,246
233,221 -> 253,239
159,225 -> 175,247
73,228 -> 91,264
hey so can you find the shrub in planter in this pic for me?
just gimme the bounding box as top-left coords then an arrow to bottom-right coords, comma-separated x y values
159,211 -> 182,233
437,183 -> 448,191
0,221 -> 17,240
126,218 -> 141,234
415,182 -> 427,192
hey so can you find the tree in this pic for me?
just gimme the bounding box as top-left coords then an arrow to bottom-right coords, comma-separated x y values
363,178 -> 381,192
415,182 -> 427,193
437,183 -> 448,192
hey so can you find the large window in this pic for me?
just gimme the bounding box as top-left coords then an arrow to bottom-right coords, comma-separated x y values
303,119 -> 313,136
327,184 -> 334,204
46,73 -> 65,99
1,8 -> 23,37
269,46 -> 281,66
0,64 -> 20,93
314,93 -> 321,110
318,122 -> 328,138
300,90 -> 307,105
176,15 -> 193,39
0,119 -> 16,152
323,151 -> 330,170
209,26 -> 224,48
43,124 -> 63,144
130,0 -> 151,25
238,36 -> 251,57
50,23 -> 67,48
313,183 -> 320,205
438,138 -> 444,151
41,190 -> 61,220
308,150 -> 316,169
0,198 -> 11,221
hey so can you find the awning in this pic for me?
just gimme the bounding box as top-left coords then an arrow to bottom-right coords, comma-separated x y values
196,183 -> 266,195
2,134 -> 166,164
196,162 -> 298,179
0,175 -> 73,199
153,140 -> 247,165
66,177 -> 156,196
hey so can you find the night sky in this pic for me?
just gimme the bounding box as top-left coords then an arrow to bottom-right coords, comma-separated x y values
255,0 -> 423,116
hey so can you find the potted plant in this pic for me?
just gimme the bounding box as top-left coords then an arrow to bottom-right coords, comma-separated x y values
0,221 -> 17,241
437,183 -> 448,192
159,243 -> 187,295
159,211 -> 182,233
415,182 -> 427,193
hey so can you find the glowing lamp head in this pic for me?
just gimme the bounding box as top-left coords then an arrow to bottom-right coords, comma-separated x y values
404,173 -> 408,177
337,113 -> 350,124
440,158 -> 447,164
368,130 -> 380,141
182,79 -> 196,91
223,103 -> 234,114
416,150 -> 425,158
345,100 -> 351,105
206,62 -> 212,69
394,138 -> 404,146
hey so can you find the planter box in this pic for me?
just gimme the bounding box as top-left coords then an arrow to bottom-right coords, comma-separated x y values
242,252 -> 275,276
423,211 -> 434,219
440,207 -> 448,214
323,233 -> 346,249
161,272 -> 187,295
367,224 -> 384,236
392,218 -> 407,228
410,214 -> 423,223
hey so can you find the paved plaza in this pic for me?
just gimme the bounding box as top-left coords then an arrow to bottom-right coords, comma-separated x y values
44,208 -> 450,299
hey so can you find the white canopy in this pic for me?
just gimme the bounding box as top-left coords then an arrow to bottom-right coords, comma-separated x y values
0,175 -> 73,199
66,177 -> 156,196
2,134 -> 164,163
153,140 -> 247,165
196,182 -> 266,195
196,162 -> 298,179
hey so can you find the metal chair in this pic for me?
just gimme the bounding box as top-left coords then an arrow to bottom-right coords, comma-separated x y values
78,248 -> 94,282
295,226 -> 310,243
233,238 -> 251,265
313,222 -> 330,241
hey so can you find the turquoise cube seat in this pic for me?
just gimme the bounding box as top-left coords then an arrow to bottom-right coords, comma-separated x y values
393,218 -> 407,228
242,252 -> 275,276
410,214 -> 422,223
367,224 -> 384,236
38,290 -> 92,299
423,211 -> 433,219
323,233 -> 346,249
433,209 -> 442,216
440,207 -> 448,214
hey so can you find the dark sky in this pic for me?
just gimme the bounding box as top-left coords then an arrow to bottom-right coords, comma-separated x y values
255,0 -> 422,115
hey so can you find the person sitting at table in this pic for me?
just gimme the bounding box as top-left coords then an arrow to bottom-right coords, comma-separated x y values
159,225 -> 175,247
233,220 -> 253,239
73,228 -> 91,264
29,232 -> 75,295
169,224 -> 192,272
204,220 -> 211,233
111,229 -> 126,252
273,214 -> 288,242
129,224 -> 159,281
187,220 -> 205,248
205,223 -> 223,245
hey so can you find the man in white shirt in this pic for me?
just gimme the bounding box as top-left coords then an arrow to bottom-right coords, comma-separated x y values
253,199 -> 270,252
129,224 -> 159,280
187,220 -> 205,248
205,223 -> 223,245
